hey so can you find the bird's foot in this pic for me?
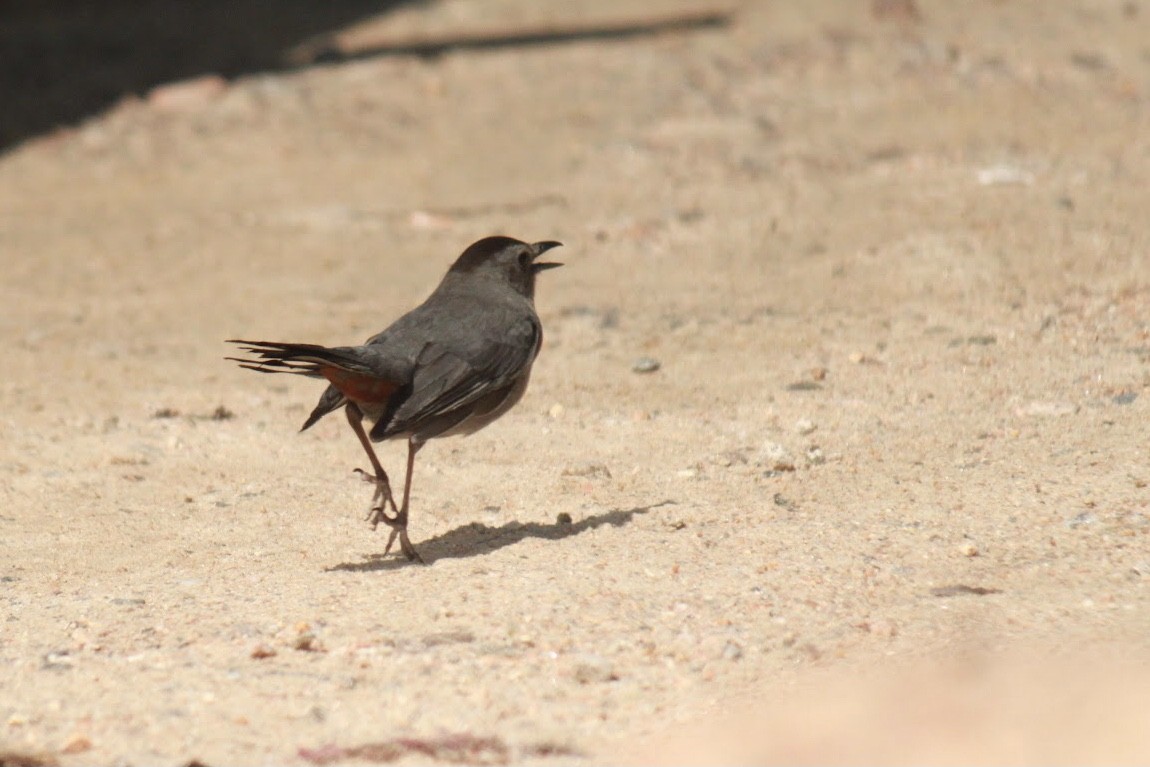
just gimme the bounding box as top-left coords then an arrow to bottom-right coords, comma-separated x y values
371,505 -> 424,563
383,525 -> 424,563
354,467 -> 398,521
353,468 -> 423,563
364,501 -> 396,530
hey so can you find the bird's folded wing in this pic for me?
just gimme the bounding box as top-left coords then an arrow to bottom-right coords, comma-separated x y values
386,323 -> 539,432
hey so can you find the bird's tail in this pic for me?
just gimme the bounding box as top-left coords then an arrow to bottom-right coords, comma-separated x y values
225,340 -> 374,378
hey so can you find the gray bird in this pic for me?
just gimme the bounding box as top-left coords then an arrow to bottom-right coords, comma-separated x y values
228,236 -> 562,561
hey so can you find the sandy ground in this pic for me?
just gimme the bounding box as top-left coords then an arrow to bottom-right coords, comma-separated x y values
3,1 -> 1150,764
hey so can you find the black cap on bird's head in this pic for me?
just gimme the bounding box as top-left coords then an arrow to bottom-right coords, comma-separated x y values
447,236 -> 563,298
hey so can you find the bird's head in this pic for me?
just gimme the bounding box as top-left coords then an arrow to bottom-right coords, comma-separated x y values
447,236 -> 563,299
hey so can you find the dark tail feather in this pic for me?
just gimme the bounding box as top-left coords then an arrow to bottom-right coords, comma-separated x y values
300,386 -> 346,432
225,340 -> 373,378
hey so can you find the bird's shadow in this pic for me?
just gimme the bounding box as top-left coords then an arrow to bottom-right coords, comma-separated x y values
325,500 -> 674,572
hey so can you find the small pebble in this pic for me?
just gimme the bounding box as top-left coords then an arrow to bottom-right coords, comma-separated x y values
757,442 -> 796,472
721,641 -> 743,661
61,735 -> 93,754
794,418 -> 817,435
251,643 -> 277,659
977,165 -> 1034,186
959,542 -> 979,557
42,651 -> 75,669
548,403 -> 565,419
805,446 -> 826,465
632,357 -> 661,374
1067,511 -> 1097,528
210,405 -> 235,421
573,656 -> 618,684
293,632 -> 322,652
773,493 -> 797,511
561,463 -> 612,479
556,512 -> 573,526
711,450 -> 749,468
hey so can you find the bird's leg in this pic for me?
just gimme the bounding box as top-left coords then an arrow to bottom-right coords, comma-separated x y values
383,438 -> 424,562
344,403 -> 397,525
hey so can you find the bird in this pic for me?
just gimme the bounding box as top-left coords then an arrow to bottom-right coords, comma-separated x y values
227,236 -> 562,562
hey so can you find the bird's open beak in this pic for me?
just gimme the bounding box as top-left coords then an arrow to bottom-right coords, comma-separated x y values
531,241 -> 563,272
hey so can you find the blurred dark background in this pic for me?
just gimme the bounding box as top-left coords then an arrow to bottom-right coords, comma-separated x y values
0,0 -> 414,151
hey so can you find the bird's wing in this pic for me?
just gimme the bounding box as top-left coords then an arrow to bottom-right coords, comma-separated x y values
382,317 -> 540,436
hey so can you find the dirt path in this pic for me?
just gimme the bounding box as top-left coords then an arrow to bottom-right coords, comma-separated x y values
3,1 -> 1149,764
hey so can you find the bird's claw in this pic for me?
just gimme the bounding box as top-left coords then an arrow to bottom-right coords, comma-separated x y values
367,505 -> 423,562
365,502 -> 400,530
383,526 -> 424,563
355,468 -> 423,562
354,467 -> 398,517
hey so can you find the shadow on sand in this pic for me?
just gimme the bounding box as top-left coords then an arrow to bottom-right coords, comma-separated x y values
326,499 -> 674,572
1,3 -> 730,153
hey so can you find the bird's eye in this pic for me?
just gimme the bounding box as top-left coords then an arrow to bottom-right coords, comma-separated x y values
518,251 -> 532,270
